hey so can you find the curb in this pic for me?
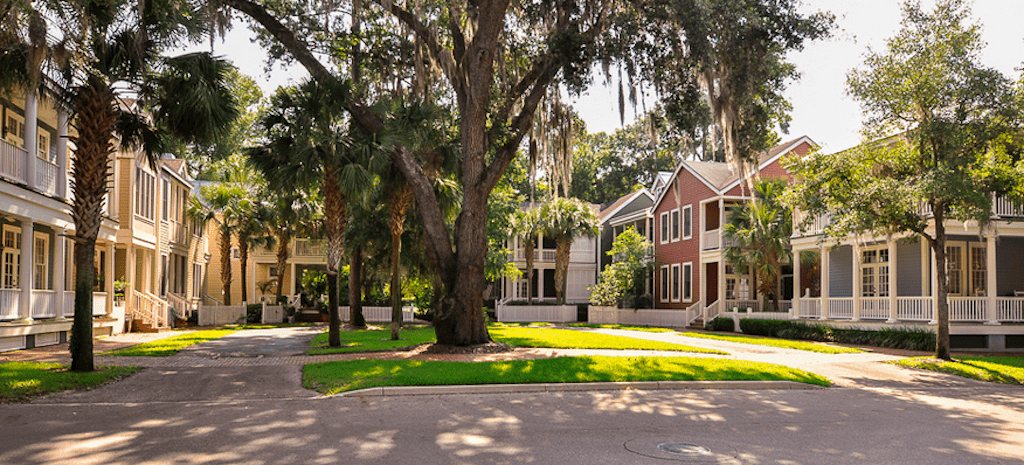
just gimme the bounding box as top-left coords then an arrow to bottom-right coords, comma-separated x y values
336,380 -> 824,397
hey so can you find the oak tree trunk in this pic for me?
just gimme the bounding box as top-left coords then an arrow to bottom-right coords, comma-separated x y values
932,203 -> 951,360
349,245 -> 365,327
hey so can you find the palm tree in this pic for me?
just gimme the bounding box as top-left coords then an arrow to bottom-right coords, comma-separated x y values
723,178 -> 792,312
512,208 -> 542,304
1,1 -> 237,371
267,191 -> 320,303
537,197 -> 599,305
249,76 -> 380,347
234,195 -> 276,304
189,183 -> 249,306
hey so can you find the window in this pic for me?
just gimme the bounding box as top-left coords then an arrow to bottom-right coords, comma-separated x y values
671,209 -> 680,242
724,264 -> 751,300
945,242 -> 987,297
970,245 -> 986,296
33,232 -> 48,290
192,264 -> 203,296
37,131 -> 51,162
660,265 -> 669,302
162,179 -> 170,221
231,247 -> 240,260
945,244 -> 964,296
2,225 -> 21,289
135,168 -> 156,220
659,212 -> 669,244
160,255 -> 168,297
269,266 -> 279,277
682,262 -> 693,301
4,111 -> 25,147
681,205 -> 692,240
860,248 -> 889,297
671,263 -> 681,302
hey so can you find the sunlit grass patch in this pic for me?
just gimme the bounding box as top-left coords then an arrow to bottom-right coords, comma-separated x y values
894,356 -> 1024,384
678,332 -> 862,354
104,330 -> 237,356
309,326 -> 437,354
0,362 -> 139,403
303,355 -> 829,394
567,323 -> 676,333
489,326 -> 725,354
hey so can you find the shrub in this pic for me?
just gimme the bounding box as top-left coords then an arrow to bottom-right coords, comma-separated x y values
738,319 -> 935,350
706,317 -> 734,332
246,304 -> 262,324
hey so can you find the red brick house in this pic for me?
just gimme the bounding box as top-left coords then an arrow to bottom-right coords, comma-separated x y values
651,136 -> 815,317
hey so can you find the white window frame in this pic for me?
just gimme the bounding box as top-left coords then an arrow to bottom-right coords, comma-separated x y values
37,130 -> 51,162
681,204 -> 693,240
2,225 -> 22,289
670,209 -> 681,242
671,263 -> 681,302
659,212 -> 669,245
4,110 -> 25,147
33,231 -> 49,290
161,178 -> 170,221
860,247 -> 890,298
682,262 -> 693,302
135,168 -> 156,221
660,265 -> 669,302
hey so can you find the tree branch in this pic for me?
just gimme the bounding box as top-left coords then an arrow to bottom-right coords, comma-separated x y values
390,145 -> 456,276
220,0 -> 330,81
372,0 -> 463,99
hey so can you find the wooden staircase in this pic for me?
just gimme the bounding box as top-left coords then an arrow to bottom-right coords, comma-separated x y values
125,288 -> 171,332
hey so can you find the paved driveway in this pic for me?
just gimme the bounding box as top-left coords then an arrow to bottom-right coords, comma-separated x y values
1,326 -> 1022,464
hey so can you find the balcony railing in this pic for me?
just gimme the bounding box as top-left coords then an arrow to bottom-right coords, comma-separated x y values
0,140 -> 27,184
293,239 -> 327,257
35,157 -> 58,196
31,290 -> 56,319
703,229 -> 720,251
0,289 -> 20,319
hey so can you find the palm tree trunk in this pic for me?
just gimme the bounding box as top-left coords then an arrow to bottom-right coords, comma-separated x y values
69,75 -> 117,372
275,231 -> 289,302
239,242 -> 249,304
389,185 -> 412,341
350,245 -> 365,327
323,165 -> 347,347
219,225 -> 232,305
554,238 -> 571,305
524,237 -> 535,304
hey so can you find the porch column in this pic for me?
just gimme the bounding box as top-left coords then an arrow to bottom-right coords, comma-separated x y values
718,259 -> 725,313
985,234 -> 999,325
852,241 -> 861,321
18,220 -> 33,322
718,198 -> 725,242
23,91 -> 38,190
887,239 -> 898,323
821,245 -> 830,320
54,229 -> 66,318
290,263 -> 297,296
106,242 -> 115,315
56,108 -> 68,199
792,250 -> 801,320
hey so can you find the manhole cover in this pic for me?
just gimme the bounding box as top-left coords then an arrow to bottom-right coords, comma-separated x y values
624,438 -> 739,463
658,443 -> 713,456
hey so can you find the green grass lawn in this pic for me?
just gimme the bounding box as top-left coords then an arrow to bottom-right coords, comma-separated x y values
309,326 -> 437,354
303,355 -> 829,394
894,356 -> 1024,384
490,326 -> 725,354
566,323 -> 676,333
678,332 -> 863,354
103,329 -> 238,356
0,362 -> 140,403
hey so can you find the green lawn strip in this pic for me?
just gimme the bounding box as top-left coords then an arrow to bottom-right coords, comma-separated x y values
303,355 -> 829,394
103,329 -> 238,356
489,326 -> 725,354
0,362 -> 140,403
309,326 -> 437,354
894,356 -> 1024,385
566,323 -> 676,333
678,332 -> 863,354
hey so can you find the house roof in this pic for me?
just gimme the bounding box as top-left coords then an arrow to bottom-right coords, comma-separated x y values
653,135 -> 816,209
599,188 -> 652,223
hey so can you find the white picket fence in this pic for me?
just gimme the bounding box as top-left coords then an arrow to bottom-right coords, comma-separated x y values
199,305 -> 246,326
587,306 -> 689,327
496,304 -> 577,323
338,306 -> 415,323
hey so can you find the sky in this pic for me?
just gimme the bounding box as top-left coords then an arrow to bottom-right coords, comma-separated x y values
195,0 -> 1024,154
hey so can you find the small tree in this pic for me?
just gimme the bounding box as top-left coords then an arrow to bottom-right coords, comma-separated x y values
538,197 -> 600,305
724,178 -> 792,312
784,0 -> 1020,360
590,228 -> 653,308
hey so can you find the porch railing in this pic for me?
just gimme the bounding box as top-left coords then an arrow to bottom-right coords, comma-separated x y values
702,299 -> 722,325
0,288 -> 20,319
896,297 -> 932,321
0,141 -> 27,184
35,157 -> 58,196
167,293 -> 189,320
128,288 -> 168,329
293,239 -> 327,257
63,290 -> 75,317
93,292 -> 108,316
860,297 -> 889,320
30,290 -> 56,319
799,298 -> 821,318
684,298 -> 704,326
725,299 -> 758,312
702,229 -> 720,251
829,298 -> 854,319
997,298 -> 1024,322
949,297 -> 986,322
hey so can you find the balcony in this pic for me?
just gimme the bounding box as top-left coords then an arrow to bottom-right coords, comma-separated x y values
0,139 -> 61,197
794,296 -> 1024,323
293,239 -> 327,257
701,229 -> 739,251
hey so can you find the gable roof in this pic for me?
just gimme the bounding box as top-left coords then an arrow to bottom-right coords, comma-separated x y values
653,135 -> 816,209
599,188 -> 653,224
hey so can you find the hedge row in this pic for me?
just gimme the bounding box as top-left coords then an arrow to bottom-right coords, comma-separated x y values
738,319 -> 935,351
706,317 -> 735,332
